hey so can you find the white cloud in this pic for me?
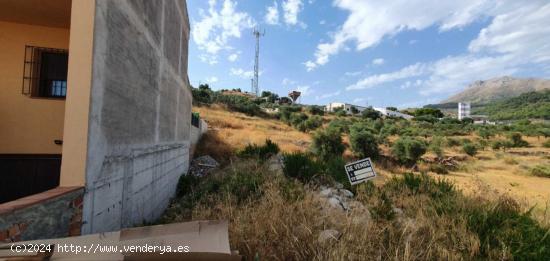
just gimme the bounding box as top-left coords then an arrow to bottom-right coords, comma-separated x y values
230,68 -> 255,79
228,53 -> 239,62
346,63 -> 426,90
421,2 -> 550,95
304,0 -> 506,70
315,90 -> 341,100
205,76 -> 219,83
372,58 -> 385,65
265,1 -> 280,25
400,79 -> 423,89
198,54 -> 219,65
296,85 -> 313,96
345,71 -> 361,77
319,20 -> 326,25
304,60 -> 317,72
193,0 -> 255,55
282,0 -> 304,26
282,78 -> 297,85
317,0 -> 550,97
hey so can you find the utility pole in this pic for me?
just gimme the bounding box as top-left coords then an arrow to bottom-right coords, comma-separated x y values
252,27 -> 265,97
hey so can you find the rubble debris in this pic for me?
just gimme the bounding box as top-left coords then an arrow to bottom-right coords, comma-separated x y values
189,155 -> 219,177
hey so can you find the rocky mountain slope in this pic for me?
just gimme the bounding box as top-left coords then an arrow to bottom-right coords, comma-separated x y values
443,76 -> 550,104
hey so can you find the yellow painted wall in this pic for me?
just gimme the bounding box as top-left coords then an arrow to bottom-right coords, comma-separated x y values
0,21 -> 69,154
59,0 -> 95,186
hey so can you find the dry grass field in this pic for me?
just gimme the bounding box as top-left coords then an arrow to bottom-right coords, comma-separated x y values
194,105 -> 550,223
161,105 -> 550,259
194,104 -> 311,152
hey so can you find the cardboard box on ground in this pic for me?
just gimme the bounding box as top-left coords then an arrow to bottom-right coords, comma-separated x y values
0,220 -> 241,261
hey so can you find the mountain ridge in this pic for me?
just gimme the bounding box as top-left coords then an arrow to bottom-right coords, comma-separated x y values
442,76 -> 550,104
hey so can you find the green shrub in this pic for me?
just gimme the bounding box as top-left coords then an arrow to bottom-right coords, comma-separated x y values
461,138 -> 472,145
429,136 -> 445,158
301,115 -> 323,132
491,140 -> 503,150
282,152 -> 321,182
530,165 -> 550,178
446,138 -> 461,147
383,173 -> 550,259
311,127 -> 345,160
289,112 -> 308,126
429,163 -> 449,174
278,106 -> 301,122
221,170 -> 265,203
238,139 -> 280,161
306,105 -> 325,116
372,191 -> 396,220
466,197 -> 550,259
322,156 -> 350,189
508,132 -> 529,147
335,110 -> 347,117
349,123 -> 380,158
215,94 -> 265,117
477,128 -> 494,139
543,139 -> 550,148
176,174 -> 200,197
391,137 -> 427,165
462,143 -> 478,156
328,118 -> 352,133
361,107 -> 382,120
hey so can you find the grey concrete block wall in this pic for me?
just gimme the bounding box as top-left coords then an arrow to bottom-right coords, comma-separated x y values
83,0 -> 192,234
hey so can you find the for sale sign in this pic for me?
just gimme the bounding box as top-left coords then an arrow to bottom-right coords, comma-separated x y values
344,158 -> 377,185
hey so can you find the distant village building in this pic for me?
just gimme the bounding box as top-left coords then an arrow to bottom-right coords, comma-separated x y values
458,102 -> 471,120
373,107 -> 414,120
324,103 -> 413,119
325,102 -> 367,115
277,96 -> 293,105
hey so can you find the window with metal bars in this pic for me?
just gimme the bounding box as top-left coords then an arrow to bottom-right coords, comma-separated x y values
22,46 -> 69,99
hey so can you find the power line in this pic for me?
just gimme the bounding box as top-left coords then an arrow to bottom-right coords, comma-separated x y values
252,27 -> 265,96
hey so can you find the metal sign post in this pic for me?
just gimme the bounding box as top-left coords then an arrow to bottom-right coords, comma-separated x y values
344,158 -> 377,185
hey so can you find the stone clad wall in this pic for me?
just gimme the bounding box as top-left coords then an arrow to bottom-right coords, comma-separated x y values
82,0 -> 191,234
0,188 -> 84,242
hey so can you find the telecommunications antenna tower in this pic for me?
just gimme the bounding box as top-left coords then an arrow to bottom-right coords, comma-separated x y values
252,27 -> 265,96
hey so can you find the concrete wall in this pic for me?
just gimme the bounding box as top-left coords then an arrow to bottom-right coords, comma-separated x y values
82,0 -> 192,234
190,119 -> 208,146
0,21 -> 69,154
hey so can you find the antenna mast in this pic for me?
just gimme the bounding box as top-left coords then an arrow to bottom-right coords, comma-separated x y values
252,27 -> 265,96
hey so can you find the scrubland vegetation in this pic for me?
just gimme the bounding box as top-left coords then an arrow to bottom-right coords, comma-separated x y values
161,85 -> 550,260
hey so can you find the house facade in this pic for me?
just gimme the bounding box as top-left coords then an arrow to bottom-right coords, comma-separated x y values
0,0 -> 195,241
325,102 -> 367,115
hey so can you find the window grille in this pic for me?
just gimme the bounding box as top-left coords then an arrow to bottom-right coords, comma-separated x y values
22,45 -> 69,98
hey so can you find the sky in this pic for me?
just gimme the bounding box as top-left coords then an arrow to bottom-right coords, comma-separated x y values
187,0 -> 550,108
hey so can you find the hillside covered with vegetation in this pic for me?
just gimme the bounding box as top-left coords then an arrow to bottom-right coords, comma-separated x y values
165,86 -> 550,259
475,90 -> 550,120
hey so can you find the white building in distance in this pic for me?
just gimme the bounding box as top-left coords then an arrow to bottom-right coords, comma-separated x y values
458,102 -> 471,120
373,107 -> 414,120
325,102 -> 413,119
325,102 -> 367,115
